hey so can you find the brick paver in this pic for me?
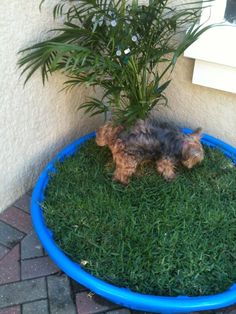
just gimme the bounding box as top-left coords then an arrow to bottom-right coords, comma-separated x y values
21,230 -> 43,260
0,221 -> 24,249
0,207 -> 32,234
107,309 -> 131,314
22,299 -> 49,314
14,194 -> 31,213
0,244 -> 9,260
47,274 -> 76,314
76,291 -> 119,314
0,306 -> 21,314
21,256 -> 59,280
1,192 -> 236,314
0,244 -> 20,284
0,278 -> 47,309
71,279 -> 88,294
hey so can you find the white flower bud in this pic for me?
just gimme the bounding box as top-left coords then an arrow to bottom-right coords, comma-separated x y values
124,48 -> 131,54
111,20 -> 117,27
116,50 -> 122,56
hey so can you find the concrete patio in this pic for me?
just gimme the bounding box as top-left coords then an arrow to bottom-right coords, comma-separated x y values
1,192 -> 236,314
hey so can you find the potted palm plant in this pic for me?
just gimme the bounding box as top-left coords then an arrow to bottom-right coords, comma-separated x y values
19,0 -> 214,127
18,1 -> 236,313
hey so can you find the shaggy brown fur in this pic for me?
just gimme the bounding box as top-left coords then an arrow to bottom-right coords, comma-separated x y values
96,119 -> 204,184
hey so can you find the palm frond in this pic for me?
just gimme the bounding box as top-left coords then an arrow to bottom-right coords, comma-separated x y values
19,0 -> 215,127
79,97 -> 109,120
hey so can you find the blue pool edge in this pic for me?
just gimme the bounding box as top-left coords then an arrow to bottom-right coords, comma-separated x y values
31,130 -> 236,314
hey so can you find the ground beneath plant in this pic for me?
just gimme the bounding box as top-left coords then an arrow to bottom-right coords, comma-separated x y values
43,139 -> 236,296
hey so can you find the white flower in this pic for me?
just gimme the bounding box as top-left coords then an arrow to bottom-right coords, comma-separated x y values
111,20 -> 117,27
116,50 -> 122,56
124,48 -> 131,54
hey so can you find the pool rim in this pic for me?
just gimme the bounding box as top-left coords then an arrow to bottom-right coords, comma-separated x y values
31,129 -> 236,314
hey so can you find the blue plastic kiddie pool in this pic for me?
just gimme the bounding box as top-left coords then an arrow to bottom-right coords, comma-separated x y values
31,129 -> 236,314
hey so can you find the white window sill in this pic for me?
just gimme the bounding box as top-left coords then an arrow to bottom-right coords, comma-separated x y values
184,25 -> 236,94
184,25 -> 236,68
184,0 -> 236,94
191,59 -> 236,94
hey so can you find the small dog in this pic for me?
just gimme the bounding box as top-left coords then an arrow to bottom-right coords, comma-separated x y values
96,119 -> 204,184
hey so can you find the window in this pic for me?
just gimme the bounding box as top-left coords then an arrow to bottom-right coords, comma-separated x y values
224,0 -> 236,24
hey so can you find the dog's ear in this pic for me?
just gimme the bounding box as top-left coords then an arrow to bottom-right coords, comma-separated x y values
190,127 -> 202,141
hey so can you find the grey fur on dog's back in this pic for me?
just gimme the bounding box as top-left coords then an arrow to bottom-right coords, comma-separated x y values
118,119 -> 185,160
96,118 -> 203,183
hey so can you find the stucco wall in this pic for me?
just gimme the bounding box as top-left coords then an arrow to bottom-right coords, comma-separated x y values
156,0 -> 236,146
157,56 -> 236,147
0,0 -> 103,212
1,1 -> 235,212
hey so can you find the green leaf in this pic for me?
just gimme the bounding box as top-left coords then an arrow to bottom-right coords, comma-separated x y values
156,80 -> 171,94
18,0 -> 216,127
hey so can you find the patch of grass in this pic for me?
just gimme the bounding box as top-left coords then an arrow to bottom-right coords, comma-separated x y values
43,139 -> 236,296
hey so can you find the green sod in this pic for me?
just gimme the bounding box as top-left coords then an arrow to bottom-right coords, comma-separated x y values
43,139 -> 236,296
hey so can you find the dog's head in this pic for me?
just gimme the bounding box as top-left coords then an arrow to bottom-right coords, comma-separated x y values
181,128 -> 204,169
96,123 -> 124,147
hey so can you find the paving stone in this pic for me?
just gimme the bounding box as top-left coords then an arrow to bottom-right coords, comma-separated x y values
0,306 -> 21,314
0,278 -> 47,309
197,305 -> 236,314
14,194 -> 31,213
22,299 -> 48,314
47,274 -> 76,314
0,221 -> 24,249
190,311 -> 222,314
0,244 -> 9,260
0,244 -> 20,284
21,231 -> 43,260
26,190 -> 33,197
218,305 -> 236,314
107,309 -> 131,314
0,207 -> 32,234
21,256 -> 59,280
76,291 -> 118,314
70,279 -> 88,294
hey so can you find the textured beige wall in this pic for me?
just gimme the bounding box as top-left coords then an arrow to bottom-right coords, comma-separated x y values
156,0 -> 236,146
1,1 -> 235,212
157,56 -> 236,147
0,0 -> 103,212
